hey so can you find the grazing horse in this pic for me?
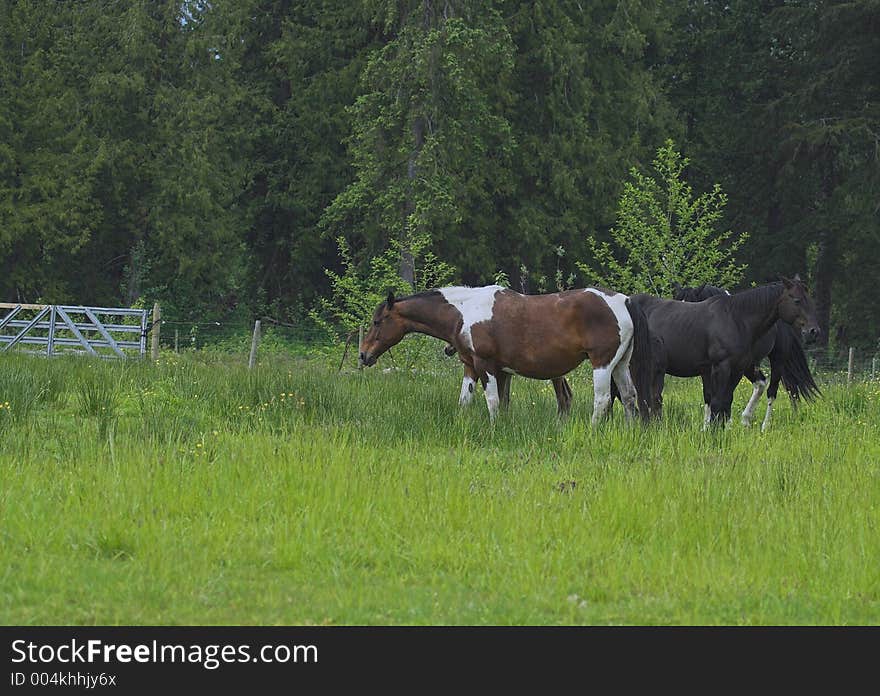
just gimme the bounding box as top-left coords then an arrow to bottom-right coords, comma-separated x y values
444,343 -> 574,415
359,285 -> 654,423
628,277 -> 820,426
673,282 -> 821,430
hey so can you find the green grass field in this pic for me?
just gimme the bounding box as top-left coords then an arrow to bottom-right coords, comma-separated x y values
1,350 -> 879,625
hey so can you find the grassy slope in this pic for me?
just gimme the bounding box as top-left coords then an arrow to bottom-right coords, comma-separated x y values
1,352 -> 878,625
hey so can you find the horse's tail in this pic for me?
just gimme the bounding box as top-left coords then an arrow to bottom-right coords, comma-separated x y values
626,297 -> 654,422
776,322 -> 821,402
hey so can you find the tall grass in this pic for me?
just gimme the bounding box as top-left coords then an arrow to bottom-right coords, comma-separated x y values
0,351 -> 878,625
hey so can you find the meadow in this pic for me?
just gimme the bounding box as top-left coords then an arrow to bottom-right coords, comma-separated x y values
1,347 -> 879,625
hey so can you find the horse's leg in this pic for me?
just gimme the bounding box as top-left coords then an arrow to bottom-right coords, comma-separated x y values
708,361 -> 734,426
474,358 -> 500,421
740,365 -> 767,427
609,378 -> 620,416
497,371 -> 512,411
459,361 -> 478,407
762,360 -> 783,432
762,395 -> 775,432
552,377 -> 572,416
591,364 -> 614,425
611,348 -> 638,423
701,374 -> 713,428
652,370 -> 665,419
724,372 -> 743,428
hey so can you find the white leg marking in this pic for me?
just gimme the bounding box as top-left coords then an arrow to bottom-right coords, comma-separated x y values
484,374 -> 500,421
741,378 -> 767,426
702,403 -> 712,431
591,367 -> 613,425
761,397 -> 774,432
459,376 -> 476,406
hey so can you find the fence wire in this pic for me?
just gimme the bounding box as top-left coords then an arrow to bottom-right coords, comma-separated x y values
5,303 -> 879,382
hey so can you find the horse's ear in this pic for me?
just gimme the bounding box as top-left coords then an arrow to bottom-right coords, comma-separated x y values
780,275 -> 794,289
386,289 -> 396,307
793,273 -> 802,283
672,281 -> 682,292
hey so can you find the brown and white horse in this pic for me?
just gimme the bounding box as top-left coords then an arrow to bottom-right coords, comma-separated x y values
359,285 -> 654,423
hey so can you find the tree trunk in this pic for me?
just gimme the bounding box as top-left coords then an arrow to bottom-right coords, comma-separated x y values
813,226 -> 836,351
400,115 -> 426,288
813,150 -> 838,351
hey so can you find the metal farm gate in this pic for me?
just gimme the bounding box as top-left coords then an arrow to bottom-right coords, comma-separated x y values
0,303 -> 149,359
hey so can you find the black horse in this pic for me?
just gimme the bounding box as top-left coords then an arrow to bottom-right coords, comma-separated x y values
672,282 -> 821,430
626,276 -> 820,426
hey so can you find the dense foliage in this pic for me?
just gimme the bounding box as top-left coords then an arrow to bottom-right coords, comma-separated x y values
581,140 -> 748,296
1,1 -> 877,348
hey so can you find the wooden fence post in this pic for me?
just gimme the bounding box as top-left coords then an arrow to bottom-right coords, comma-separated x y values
150,302 -> 161,362
248,319 -> 262,369
873,356 -> 877,381
174,328 -> 179,353
847,346 -> 854,384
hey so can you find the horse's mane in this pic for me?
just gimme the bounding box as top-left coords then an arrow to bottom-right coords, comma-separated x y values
393,289 -> 442,303
724,282 -> 784,313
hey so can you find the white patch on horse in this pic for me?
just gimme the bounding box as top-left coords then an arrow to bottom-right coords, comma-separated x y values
761,396 -> 774,432
438,285 -> 503,352
584,288 -> 635,424
703,403 -> 712,428
459,376 -> 476,406
584,289 -> 633,367
484,373 -> 501,421
584,288 -> 635,423
741,378 -> 767,426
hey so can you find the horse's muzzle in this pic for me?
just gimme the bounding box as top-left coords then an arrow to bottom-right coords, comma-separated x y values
803,326 -> 820,344
359,351 -> 376,367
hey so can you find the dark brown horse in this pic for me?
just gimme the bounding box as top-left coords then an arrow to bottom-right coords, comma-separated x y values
359,285 -> 654,423
672,282 -> 821,430
628,277 -> 820,426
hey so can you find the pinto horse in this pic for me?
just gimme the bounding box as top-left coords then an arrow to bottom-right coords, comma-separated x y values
359,285 -> 654,423
672,282 -> 821,430
444,343 -> 574,415
628,276 -> 820,426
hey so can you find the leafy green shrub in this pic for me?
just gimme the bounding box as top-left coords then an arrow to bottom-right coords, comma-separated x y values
579,140 -> 749,296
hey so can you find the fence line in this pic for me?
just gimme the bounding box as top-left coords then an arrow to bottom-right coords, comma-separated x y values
6,299 -> 876,380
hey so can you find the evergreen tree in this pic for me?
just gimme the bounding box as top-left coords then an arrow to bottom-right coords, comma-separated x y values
501,0 -> 678,286
321,0 -> 518,286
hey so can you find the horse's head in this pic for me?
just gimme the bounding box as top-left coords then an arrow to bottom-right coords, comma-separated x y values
778,275 -> 820,343
673,283 -> 702,301
359,291 -> 408,367
672,282 -> 708,302
673,283 -> 725,302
